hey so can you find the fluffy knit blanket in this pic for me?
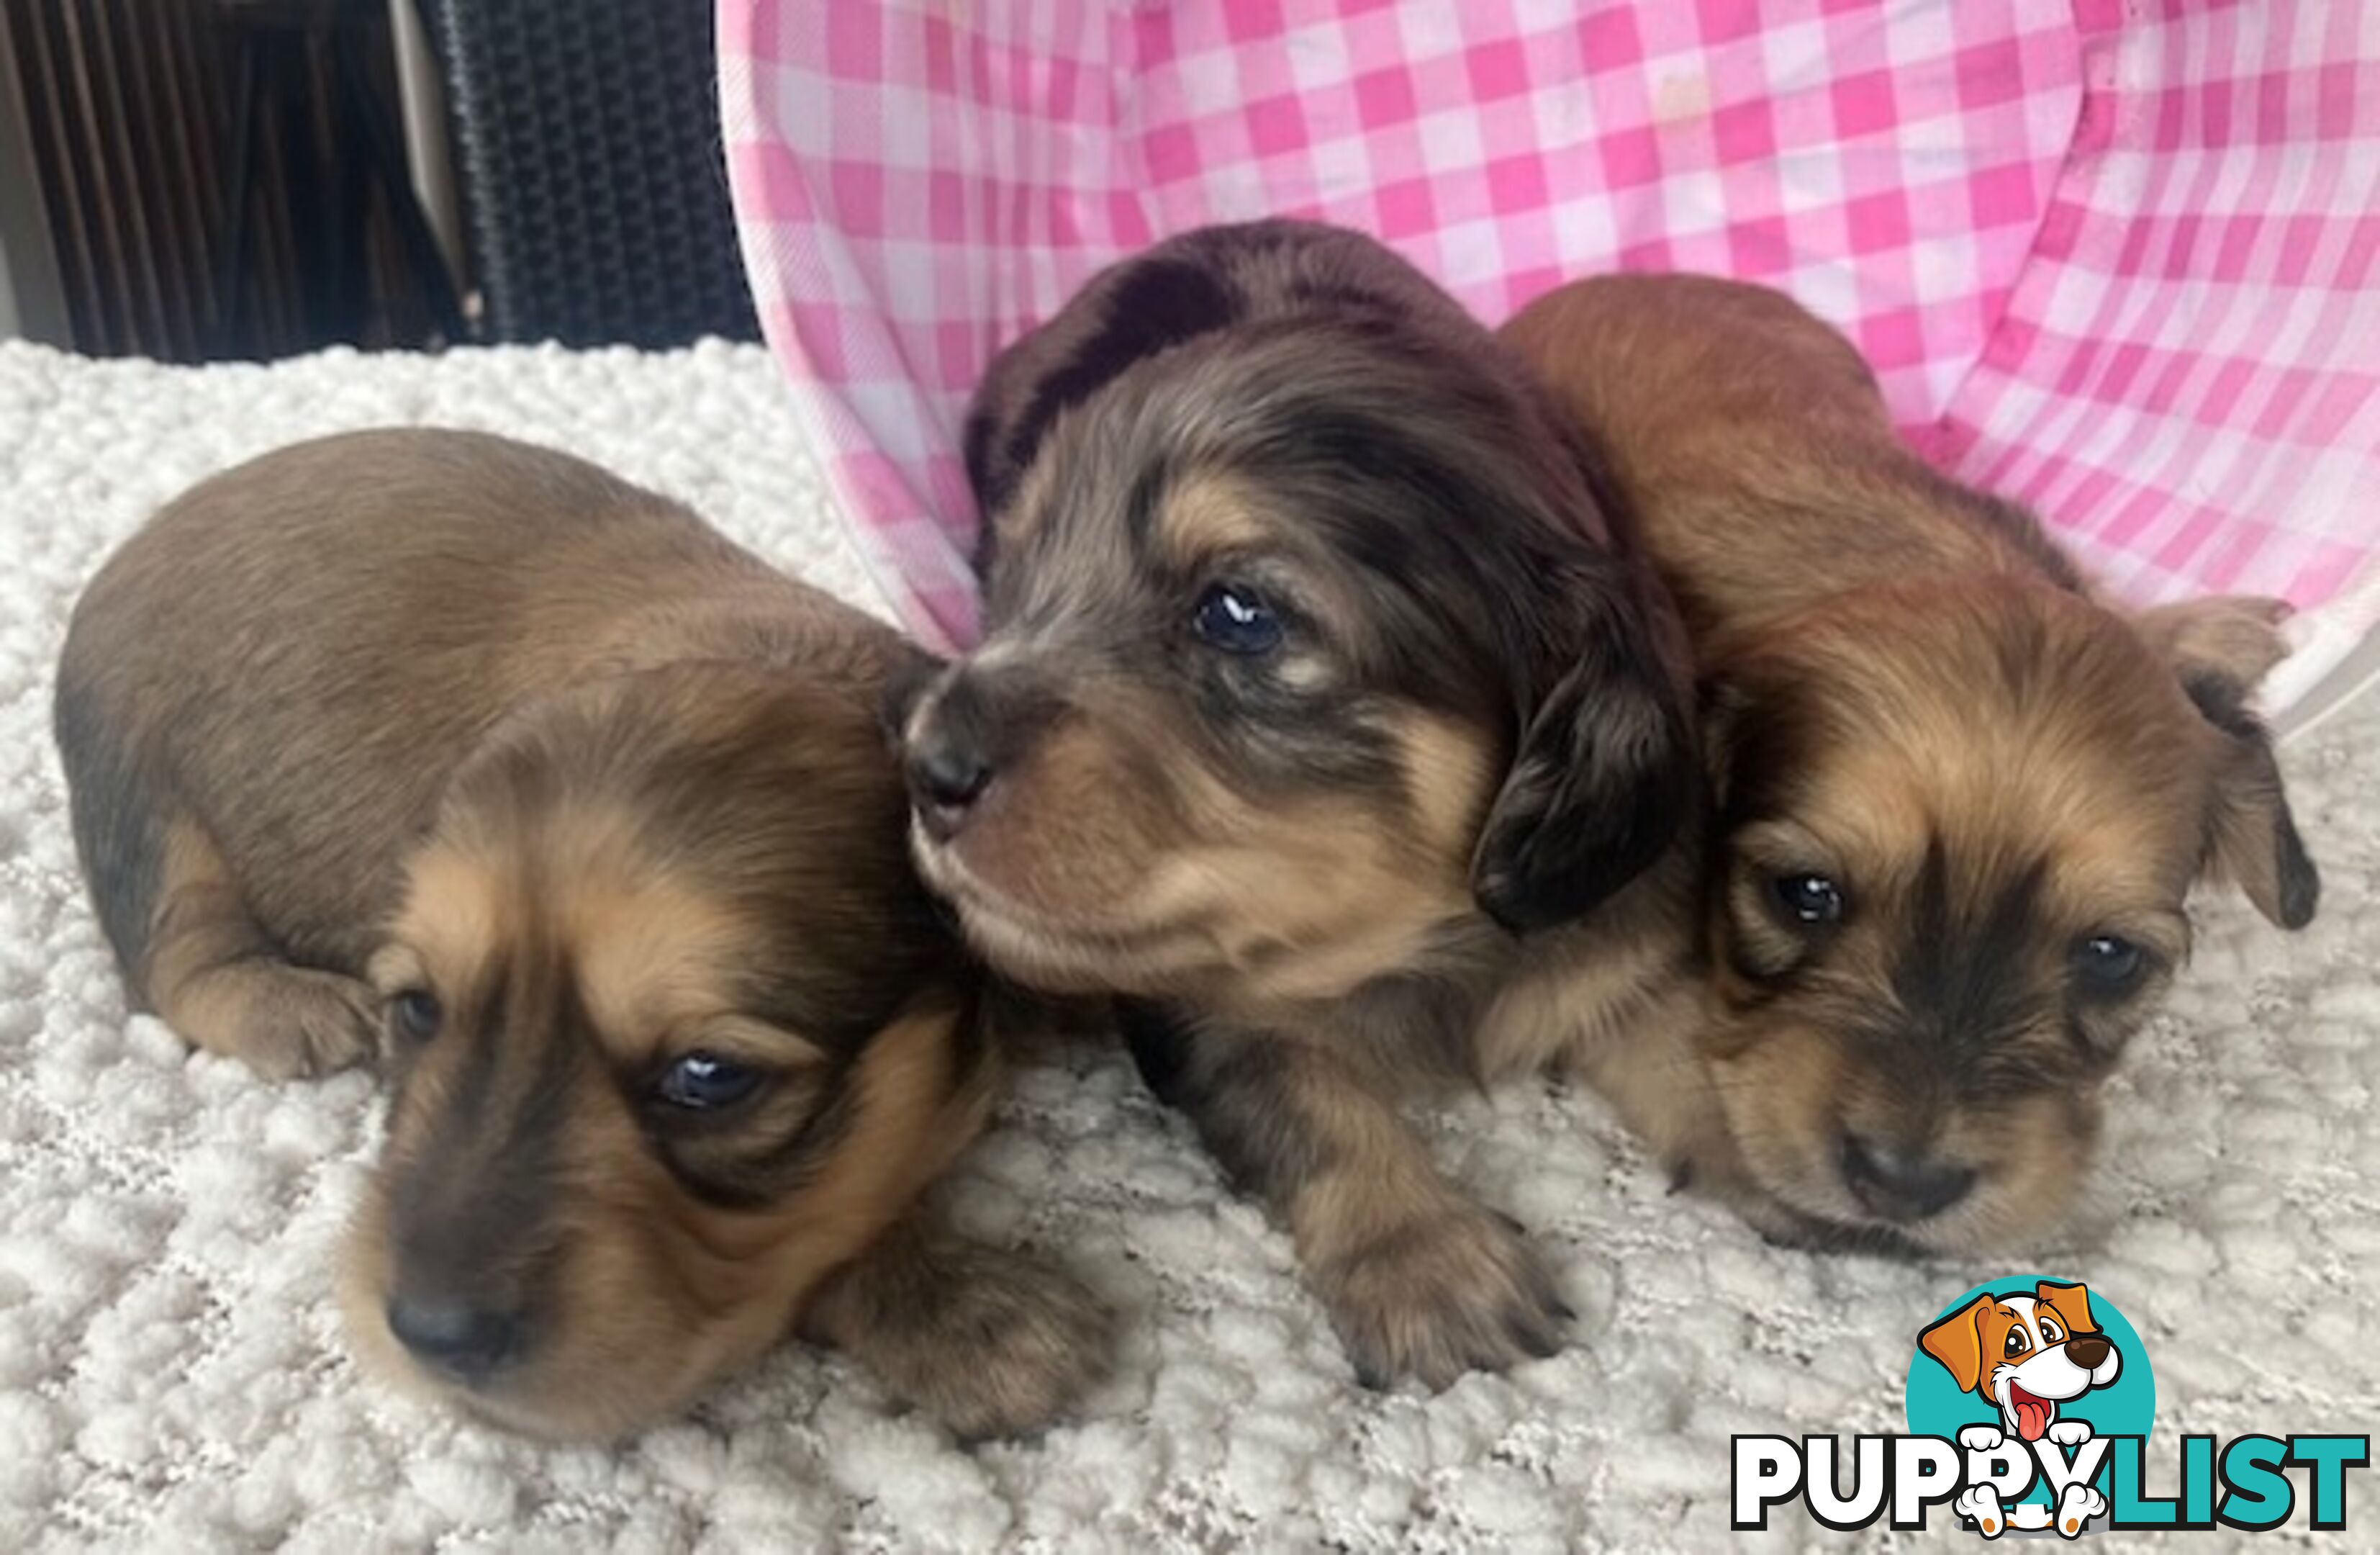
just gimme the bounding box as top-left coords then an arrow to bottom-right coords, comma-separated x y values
0,338 -> 2371,1554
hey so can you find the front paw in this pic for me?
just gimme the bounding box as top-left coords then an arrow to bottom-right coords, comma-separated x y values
827,1241 -> 1113,1440
2046,1420 -> 2094,1448
243,967 -> 381,1078
1960,1424 -> 2008,1453
1314,1207 -> 1573,1391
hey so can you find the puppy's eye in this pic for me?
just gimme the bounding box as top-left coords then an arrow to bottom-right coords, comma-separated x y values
1192,582 -> 1282,654
656,1051 -> 763,1111
2038,1317 -> 2064,1343
388,988 -> 442,1045
1770,872 -> 1846,926
2005,1328 -> 2031,1358
2071,934 -> 2145,994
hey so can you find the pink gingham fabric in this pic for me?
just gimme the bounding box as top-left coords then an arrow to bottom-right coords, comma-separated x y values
719,0 -> 2380,703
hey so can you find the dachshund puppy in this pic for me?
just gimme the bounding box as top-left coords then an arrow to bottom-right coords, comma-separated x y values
897,220 -> 1699,1387
54,430 -> 1107,1440
1502,274 -> 2318,1255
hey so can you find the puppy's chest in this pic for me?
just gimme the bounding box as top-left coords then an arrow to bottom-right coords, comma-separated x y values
1289,925 -> 1668,1089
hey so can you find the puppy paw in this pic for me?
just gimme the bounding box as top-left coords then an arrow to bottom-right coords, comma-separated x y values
1315,1206 -> 1573,1391
2054,1482 -> 2107,1537
232,967 -> 381,1079
2046,1419 -> 2094,1448
1955,1484 -> 2009,1539
813,1236 -> 1113,1441
1960,1424 -> 2008,1454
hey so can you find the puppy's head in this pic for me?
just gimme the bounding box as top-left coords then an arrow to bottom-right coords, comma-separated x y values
903,233 -> 1691,1006
340,662 -> 986,1440
1698,582 -> 2315,1253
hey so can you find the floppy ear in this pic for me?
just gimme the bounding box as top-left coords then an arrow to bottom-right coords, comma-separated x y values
2035,1280 -> 2099,1337
2137,596 -> 2320,929
1919,1294 -> 1996,1394
1470,603 -> 1695,932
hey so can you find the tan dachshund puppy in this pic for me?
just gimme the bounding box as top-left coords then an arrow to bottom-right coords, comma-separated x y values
53,429 -> 1107,1440
1503,275 -> 2317,1255
898,220 -> 1701,1387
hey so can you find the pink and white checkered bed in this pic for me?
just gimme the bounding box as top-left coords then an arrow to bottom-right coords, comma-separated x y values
719,0 -> 2380,710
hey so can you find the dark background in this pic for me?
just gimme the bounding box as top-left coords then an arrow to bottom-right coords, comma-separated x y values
0,0 -> 759,361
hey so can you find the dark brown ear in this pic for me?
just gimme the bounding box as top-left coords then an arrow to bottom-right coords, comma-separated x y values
1470,602 -> 1695,932
2188,671 -> 2319,928
961,254 -> 1244,536
2139,597 -> 2319,929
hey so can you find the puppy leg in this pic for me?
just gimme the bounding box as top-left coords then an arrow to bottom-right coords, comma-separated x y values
143,819 -> 379,1078
1127,1002 -> 1570,1389
800,1212 -> 1112,1439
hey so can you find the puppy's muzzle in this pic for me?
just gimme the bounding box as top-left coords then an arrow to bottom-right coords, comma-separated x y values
1839,1131 -> 1976,1221
902,664 -> 1064,841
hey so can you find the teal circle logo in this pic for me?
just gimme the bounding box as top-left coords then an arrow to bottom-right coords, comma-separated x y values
1906,1276 -> 2155,1513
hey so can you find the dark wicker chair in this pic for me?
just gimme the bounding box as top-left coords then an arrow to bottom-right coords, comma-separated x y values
427,0 -> 760,348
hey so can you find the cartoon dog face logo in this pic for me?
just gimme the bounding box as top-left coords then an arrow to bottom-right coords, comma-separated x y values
1922,1279 -> 2122,1443
1921,1281 -> 2125,1538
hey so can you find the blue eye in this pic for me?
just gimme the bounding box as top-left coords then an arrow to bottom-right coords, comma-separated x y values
1772,871 -> 1846,926
2072,934 -> 2145,992
1192,582 -> 1283,654
656,1051 -> 763,1110
389,988 -> 442,1045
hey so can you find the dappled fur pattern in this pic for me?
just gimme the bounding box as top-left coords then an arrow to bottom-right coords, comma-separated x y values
55,430 -> 1108,1439
905,220 -> 1701,1387
1503,274 -> 2319,1255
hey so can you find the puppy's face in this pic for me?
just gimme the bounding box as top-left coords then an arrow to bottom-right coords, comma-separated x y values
902,320 -> 1689,1007
1922,1281 -> 2119,1442
340,667 -> 984,1440
1699,585 -> 2316,1253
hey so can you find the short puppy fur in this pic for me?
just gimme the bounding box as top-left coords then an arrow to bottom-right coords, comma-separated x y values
900,220 -> 1700,1387
1502,274 -> 2318,1254
55,429 -> 1107,1439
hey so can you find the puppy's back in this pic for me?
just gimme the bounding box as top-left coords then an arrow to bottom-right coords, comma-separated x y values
1502,275 -> 2083,636
55,428 -> 877,983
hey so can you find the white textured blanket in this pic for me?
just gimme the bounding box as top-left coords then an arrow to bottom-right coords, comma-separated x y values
0,339 -> 2371,1554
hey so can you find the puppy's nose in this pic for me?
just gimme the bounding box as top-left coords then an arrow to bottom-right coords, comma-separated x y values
1840,1132 -> 1975,1222
386,1296 -> 523,1382
902,672 -> 1009,837
2063,1334 -> 2112,1369
905,729 -> 994,834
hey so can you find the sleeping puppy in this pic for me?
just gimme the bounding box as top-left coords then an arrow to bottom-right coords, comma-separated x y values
53,429 -> 1108,1440
896,220 -> 1700,1387
1501,275 -> 2319,1255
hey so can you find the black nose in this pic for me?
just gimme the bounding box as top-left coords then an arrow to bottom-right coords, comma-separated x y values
2064,1333 -> 2112,1369
1840,1132 -> 1976,1222
902,674 -> 1004,836
386,1296 -> 523,1382
908,733 -> 993,818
